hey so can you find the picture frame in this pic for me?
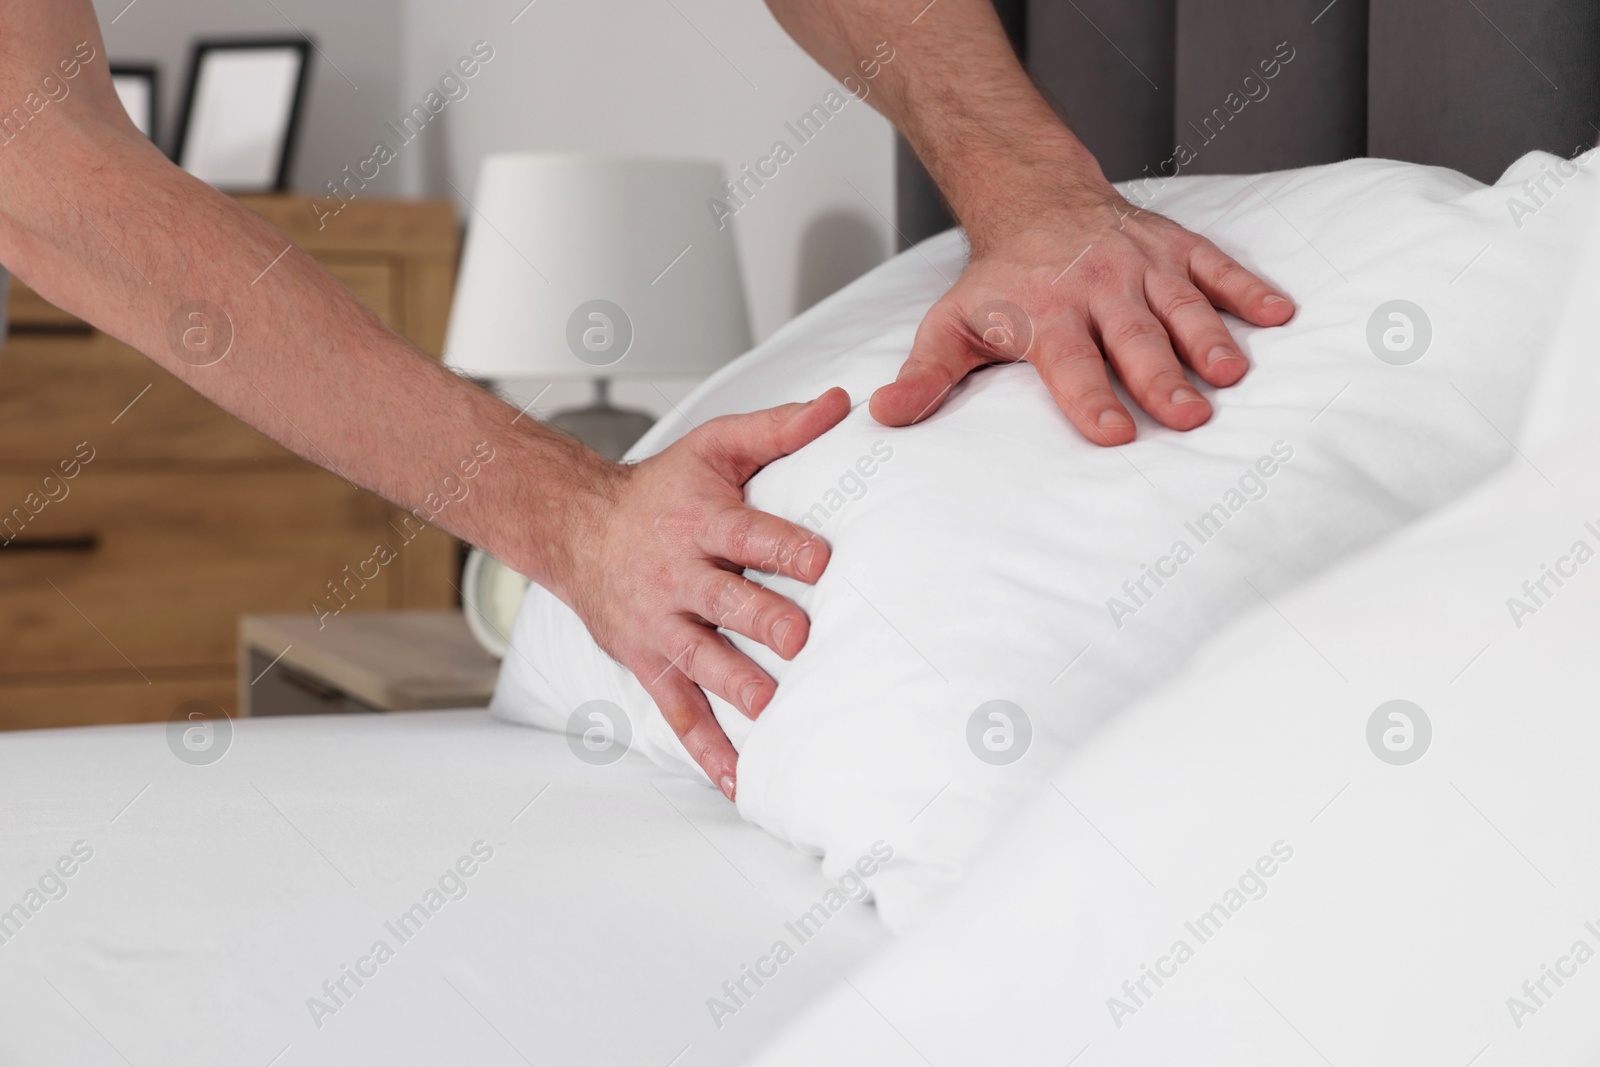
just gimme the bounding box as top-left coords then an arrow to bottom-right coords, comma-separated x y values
173,38 -> 312,193
109,64 -> 158,142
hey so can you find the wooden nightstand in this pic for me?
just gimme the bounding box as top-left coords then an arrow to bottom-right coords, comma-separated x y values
238,611 -> 500,717
0,197 -> 462,731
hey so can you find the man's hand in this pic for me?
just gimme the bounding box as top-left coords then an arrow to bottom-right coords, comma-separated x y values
553,388 -> 852,801
870,192 -> 1294,443
766,0 -> 1296,445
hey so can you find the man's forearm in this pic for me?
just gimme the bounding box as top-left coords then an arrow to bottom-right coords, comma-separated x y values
767,0 -> 1117,252
0,107 -> 600,593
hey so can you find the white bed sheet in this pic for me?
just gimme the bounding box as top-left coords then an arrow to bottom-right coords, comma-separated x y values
0,710 -> 884,1066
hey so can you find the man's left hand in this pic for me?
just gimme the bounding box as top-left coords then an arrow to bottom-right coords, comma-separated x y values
869,191 -> 1295,445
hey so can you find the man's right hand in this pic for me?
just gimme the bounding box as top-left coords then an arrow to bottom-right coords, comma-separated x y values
552,388 -> 852,801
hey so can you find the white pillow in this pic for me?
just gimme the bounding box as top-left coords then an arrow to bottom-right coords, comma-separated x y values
1516,144 -> 1600,452
748,422 -> 1600,1067
493,152 -> 1595,929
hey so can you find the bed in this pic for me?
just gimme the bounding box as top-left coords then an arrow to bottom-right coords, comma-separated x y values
0,710 -> 884,1065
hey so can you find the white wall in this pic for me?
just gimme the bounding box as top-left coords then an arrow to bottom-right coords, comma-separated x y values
92,0 -> 409,197
94,0 -> 897,419
398,0 -> 895,341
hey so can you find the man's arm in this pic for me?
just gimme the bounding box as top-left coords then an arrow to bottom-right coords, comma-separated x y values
768,0 -> 1295,444
0,2 -> 847,799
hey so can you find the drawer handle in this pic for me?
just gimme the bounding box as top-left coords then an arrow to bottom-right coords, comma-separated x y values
2,534 -> 99,553
6,319 -> 94,337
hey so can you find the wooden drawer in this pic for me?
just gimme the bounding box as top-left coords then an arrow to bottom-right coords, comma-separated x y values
0,672 -> 235,731
0,469 -> 409,677
0,330 -> 288,464
0,255 -> 398,465
6,255 -> 398,334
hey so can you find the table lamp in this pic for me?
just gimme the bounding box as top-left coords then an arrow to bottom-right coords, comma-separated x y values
444,153 -> 754,655
444,152 -> 753,458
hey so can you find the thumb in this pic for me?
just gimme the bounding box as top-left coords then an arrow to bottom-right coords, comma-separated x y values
869,302 -> 993,426
698,387 -> 851,485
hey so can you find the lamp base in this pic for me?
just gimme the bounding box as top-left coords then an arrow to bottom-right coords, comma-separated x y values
545,380 -> 656,461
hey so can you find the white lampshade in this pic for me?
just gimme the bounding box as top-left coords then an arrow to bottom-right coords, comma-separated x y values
444,154 -> 753,381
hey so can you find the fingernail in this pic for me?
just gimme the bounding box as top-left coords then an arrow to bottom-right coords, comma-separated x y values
1208,346 -> 1245,368
796,541 -> 819,579
772,618 -> 793,657
741,681 -> 764,715
1263,294 -> 1289,306
1097,409 -> 1132,431
719,775 -> 737,802
1171,385 -> 1204,405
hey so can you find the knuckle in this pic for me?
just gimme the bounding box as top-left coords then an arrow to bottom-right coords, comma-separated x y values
711,654 -> 746,693
672,639 -> 700,680
1157,286 -> 1210,321
693,422 -> 740,469
1037,365 -> 1107,415
1105,316 -> 1167,350
756,532 -> 805,575
921,297 -> 967,332
686,420 -> 722,459
666,705 -> 697,737
1149,368 -> 1191,391
701,576 -> 735,626
1051,341 -> 1106,367
746,599 -> 778,641
699,412 -> 736,438
724,581 -> 760,628
714,510 -> 758,561
905,345 -> 963,381
684,735 -> 715,768
1209,256 -> 1250,289
1072,387 -> 1120,411
685,635 -> 734,690
1056,387 -> 1120,422
652,687 -> 695,733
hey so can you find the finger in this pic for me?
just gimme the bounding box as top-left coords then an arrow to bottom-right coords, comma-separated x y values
868,303 -> 992,426
1028,317 -> 1136,446
1096,302 -> 1212,431
697,387 -> 851,486
703,502 -> 830,584
664,622 -> 777,722
1146,274 -> 1251,388
697,568 -> 810,660
1189,240 -> 1294,328
641,666 -> 740,801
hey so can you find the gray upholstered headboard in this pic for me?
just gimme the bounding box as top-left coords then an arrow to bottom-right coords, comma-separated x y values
897,0 -> 1600,243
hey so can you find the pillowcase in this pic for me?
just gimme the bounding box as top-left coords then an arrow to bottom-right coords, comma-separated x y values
747,417 -> 1600,1067
493,152 -> 1595,929
1515,143 -> 1599,453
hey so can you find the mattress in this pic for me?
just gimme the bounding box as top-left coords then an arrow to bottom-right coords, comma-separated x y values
0,710 -> 885,1066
